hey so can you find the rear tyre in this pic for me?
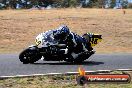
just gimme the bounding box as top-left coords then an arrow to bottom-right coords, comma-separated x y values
19,48 -> 41,64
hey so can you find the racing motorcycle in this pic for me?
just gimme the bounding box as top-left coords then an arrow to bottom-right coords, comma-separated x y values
19,32 -> 102,64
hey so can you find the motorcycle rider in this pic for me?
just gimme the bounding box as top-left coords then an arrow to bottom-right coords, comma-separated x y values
53,25 -> 93,52
36,25 -> 95,60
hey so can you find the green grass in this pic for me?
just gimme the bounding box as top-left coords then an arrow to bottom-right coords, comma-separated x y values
0,72 -> 132,88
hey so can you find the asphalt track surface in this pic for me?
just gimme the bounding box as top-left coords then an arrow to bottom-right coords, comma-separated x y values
0,54 -> 132,76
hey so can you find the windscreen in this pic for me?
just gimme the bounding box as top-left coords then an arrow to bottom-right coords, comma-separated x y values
42,30 -> 58,46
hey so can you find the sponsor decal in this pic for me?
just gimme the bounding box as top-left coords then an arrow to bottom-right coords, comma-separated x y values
77,66 -> 131,85
86,74 -> 130,83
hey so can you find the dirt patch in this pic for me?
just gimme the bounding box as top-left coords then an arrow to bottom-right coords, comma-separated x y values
119,31 -> 132,37
0,9 -> 132,53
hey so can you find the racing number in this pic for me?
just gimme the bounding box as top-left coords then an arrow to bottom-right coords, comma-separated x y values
90,38 -> 98,44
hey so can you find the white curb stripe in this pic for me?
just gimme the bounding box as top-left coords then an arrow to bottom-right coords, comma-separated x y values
116,69 -> 132,71
0,69 -> 132,79
66,72 -> 78,74
46,73 -> 63,75
85,71 -> 97,73
96,70 -> 112,72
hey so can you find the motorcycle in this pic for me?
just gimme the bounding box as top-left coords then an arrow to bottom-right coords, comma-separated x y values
19,32 -> 102,64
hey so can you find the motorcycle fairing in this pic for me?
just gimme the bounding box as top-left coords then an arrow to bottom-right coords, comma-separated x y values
35,30 -> 58,47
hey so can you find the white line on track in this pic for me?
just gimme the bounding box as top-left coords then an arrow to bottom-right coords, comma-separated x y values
0,69 -> 132,79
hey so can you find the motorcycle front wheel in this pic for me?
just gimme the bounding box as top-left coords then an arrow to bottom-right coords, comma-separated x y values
19,48 -> 41,64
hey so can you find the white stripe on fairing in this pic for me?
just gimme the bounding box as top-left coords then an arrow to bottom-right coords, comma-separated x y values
41,56 -> 44,60
60,48 -> 68,54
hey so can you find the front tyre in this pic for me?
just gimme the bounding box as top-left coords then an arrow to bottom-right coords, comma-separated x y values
64,54 -> 84,63
19,48 -> 41,64
74,51 -> 95,63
